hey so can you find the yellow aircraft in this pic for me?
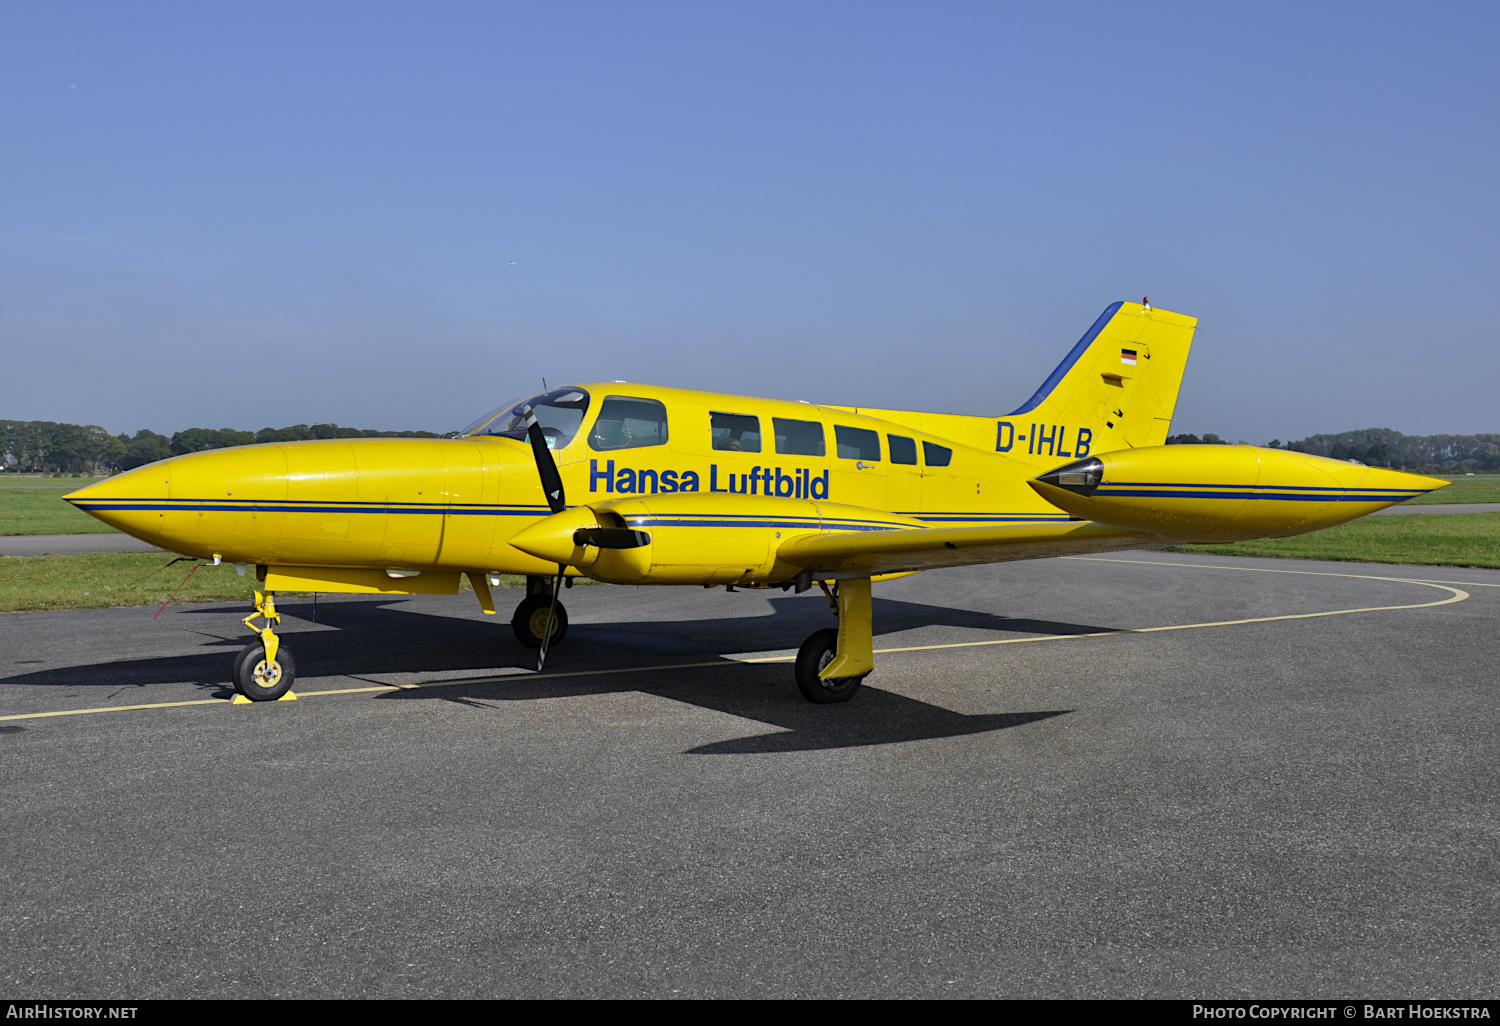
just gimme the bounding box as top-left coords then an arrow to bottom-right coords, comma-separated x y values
65,301 -> 1446,704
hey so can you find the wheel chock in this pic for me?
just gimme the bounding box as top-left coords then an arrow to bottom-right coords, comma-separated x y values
230,690 -> 298,706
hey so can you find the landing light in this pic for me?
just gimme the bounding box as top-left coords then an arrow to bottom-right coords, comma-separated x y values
1036,457 -> 1104,497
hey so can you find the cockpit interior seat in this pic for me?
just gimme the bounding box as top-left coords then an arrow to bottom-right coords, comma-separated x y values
591,420 -> 626,449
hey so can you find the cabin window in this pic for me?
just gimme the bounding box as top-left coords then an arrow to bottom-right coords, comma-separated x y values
711,412 -> 762,453
888,435 -> 918,465
773,418 -> 826,457
589,397 -> 670,451
460,387 -> 591,449
835,426 -> 881,461
922,441 -> 953,467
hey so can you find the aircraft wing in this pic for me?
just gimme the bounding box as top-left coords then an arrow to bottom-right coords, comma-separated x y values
773,519 -> 1153,577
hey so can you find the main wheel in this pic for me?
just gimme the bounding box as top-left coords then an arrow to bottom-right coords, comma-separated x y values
794,627 -> 865,704
511,595 -> 569,649
233,640 -> 297,701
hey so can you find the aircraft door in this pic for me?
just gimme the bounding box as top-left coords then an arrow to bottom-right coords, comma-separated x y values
916,440 -> 972,516
831,424 -> 887,510
885,433 -> 921,515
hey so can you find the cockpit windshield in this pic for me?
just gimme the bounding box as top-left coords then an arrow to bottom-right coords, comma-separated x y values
461,387 -> 591,449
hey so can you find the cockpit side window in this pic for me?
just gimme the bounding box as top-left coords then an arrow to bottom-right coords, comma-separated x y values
589,397 -> 669,451
461,387 -> 591,449
711,412 -> 762,453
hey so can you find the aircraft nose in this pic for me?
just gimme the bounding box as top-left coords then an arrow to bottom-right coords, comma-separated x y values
65,445 -> 290,558
65,463 -> 172,536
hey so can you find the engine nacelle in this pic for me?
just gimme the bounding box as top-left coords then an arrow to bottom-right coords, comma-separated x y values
508,492 -> 923,585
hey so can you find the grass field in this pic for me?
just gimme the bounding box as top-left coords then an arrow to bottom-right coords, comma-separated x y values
0,552 -> 258,612
1170,512 -> 1500,569
0,476 -> 110,488
0,485 -> 119,534
0,551 -> 531,612
1407,475 -> 1500,504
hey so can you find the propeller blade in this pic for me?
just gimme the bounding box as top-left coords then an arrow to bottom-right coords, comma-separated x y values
572,527 -> 651,549
523,406 -> 566,514
536,566 -> 564,672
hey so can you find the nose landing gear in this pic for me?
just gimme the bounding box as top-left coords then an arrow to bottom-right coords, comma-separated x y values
232,590 -> 298,703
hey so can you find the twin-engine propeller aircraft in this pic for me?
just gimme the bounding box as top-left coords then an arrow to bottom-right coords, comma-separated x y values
67,301 -> 1445,704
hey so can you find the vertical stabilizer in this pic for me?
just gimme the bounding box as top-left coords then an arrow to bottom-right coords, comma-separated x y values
996,301 -> 1197,467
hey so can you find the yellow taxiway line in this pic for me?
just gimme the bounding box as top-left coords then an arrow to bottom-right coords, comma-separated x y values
1,697 -> 229,721
0,661 -> 737,722
0,564 -> 1472,724
1065,554 -> 1500,588
828,564 -> 1468,657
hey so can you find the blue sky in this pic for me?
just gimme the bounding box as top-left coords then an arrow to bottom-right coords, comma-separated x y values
2,1 -> 1496,441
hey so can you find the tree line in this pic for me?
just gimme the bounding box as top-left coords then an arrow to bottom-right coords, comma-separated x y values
0,420 -> 451,475
7,418 -> 1496,476
1169,428 -> 1500,473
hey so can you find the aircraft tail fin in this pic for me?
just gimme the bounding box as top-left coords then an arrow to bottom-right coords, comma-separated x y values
997,301 -> 1197,466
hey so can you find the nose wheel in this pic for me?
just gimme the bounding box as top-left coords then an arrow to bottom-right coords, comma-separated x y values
232,590 -> 298,702
233,639 -> 298,702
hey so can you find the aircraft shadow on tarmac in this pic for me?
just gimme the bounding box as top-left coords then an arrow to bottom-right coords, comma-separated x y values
4,594 -> 1096,752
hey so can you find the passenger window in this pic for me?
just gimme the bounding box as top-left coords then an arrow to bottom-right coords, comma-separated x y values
711,412 -> 761,453
773,418 -> 826,457
888,435 -> 918,465
922,441 -> 953,467
589,397 -> 669,451
835,426 -> 880,461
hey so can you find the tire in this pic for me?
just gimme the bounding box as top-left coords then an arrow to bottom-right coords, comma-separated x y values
233,640 -> 297,701
794,627 -> 865,703
511,595 -> 568,649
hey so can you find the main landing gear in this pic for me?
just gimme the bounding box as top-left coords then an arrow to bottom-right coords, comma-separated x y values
512,575 -> 569,649
793,577 -> 873,704
233,590 -> 298,703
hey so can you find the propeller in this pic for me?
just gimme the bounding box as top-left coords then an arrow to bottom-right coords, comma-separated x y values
522,405 -> 566,671
518,406 -> 652,669
524,406 -> 566,514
